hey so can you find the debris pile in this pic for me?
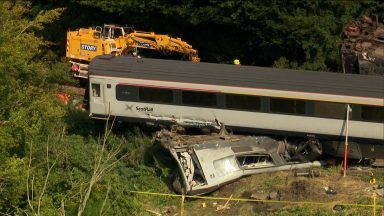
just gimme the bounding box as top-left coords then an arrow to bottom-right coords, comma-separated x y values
341,16 -> 384,75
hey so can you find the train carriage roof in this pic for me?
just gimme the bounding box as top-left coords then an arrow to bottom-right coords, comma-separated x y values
89,55 -> 384,99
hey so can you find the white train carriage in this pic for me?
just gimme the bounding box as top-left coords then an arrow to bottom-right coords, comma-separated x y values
88,55 -> 384,143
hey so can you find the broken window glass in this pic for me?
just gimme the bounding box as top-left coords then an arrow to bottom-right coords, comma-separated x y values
213,156 -> 240,177
236,154 -> 274,169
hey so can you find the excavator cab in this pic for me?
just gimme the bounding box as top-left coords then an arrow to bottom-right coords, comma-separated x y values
99,25 -> 123,55
102,24 -> 126,39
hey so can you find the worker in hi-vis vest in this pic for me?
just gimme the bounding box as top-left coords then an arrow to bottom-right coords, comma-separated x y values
234,59 -> 241,65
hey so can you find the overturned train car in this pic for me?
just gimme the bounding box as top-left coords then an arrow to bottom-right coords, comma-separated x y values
88,56 -> 384,160
155,129 -> 323,195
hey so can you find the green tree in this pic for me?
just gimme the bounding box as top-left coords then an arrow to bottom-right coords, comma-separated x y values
67,0 -> 384,70
0,1 -> 65,213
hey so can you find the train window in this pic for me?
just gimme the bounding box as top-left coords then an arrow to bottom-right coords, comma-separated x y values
361,106 -> 384,122
236,154 -> 274,169
182,90 -> 217,107
270,98 -> 305,114
116,85 -> 138,101
313,101 -> 346,119
139,87 -> 173,103
225,94 -> 261,111
91,83 -> 100,97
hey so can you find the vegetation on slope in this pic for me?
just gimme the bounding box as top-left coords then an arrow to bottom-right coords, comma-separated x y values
0,1 -> 173,215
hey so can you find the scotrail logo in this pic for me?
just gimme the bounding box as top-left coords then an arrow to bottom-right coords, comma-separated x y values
80,44 -> 97,51
136,106 -> 153,112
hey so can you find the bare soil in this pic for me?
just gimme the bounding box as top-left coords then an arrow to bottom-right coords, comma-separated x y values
179,166 -> 384,216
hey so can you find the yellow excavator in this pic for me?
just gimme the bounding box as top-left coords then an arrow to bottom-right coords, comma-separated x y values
66,24 -> 200,78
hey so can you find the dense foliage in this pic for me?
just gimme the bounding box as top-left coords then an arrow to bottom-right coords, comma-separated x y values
0,1 -> 174,215
0,0 -> 383,215
35,0 -> 383,71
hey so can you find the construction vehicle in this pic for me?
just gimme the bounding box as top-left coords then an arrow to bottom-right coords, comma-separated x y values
66,24 -> 200,78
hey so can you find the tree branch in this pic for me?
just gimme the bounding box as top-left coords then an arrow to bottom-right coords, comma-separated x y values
26,141 -> 35,213
37,137 -> 58,216
99,183 -> 111,216
77,117 -> 126,216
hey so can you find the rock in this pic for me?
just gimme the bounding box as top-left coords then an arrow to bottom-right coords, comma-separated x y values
268,191 -> 279,200
333,205 -> 345,212
375,188 -> 383,197
250,193 -> 269,200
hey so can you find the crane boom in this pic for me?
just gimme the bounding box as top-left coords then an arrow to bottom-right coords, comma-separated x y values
122,31 -> 199,62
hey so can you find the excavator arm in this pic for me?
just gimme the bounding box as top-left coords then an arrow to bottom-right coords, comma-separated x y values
123,31 -> 200,62
67,24 -> 200,79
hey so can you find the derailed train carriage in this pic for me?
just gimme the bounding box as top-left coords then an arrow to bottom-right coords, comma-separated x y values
88,55 -> 383,142
87,55 -> 383,193
155,129 -> 324,195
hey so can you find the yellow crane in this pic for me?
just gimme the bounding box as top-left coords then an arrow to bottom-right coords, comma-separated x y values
66,24 -> 200,78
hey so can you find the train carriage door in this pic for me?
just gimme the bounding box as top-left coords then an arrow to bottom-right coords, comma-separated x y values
90,81 -> 107,116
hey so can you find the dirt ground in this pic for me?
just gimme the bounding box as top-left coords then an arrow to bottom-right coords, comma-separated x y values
153,166 -> 384,216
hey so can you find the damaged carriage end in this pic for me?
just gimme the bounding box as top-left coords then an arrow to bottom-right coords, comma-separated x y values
155,129 -> 324,195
